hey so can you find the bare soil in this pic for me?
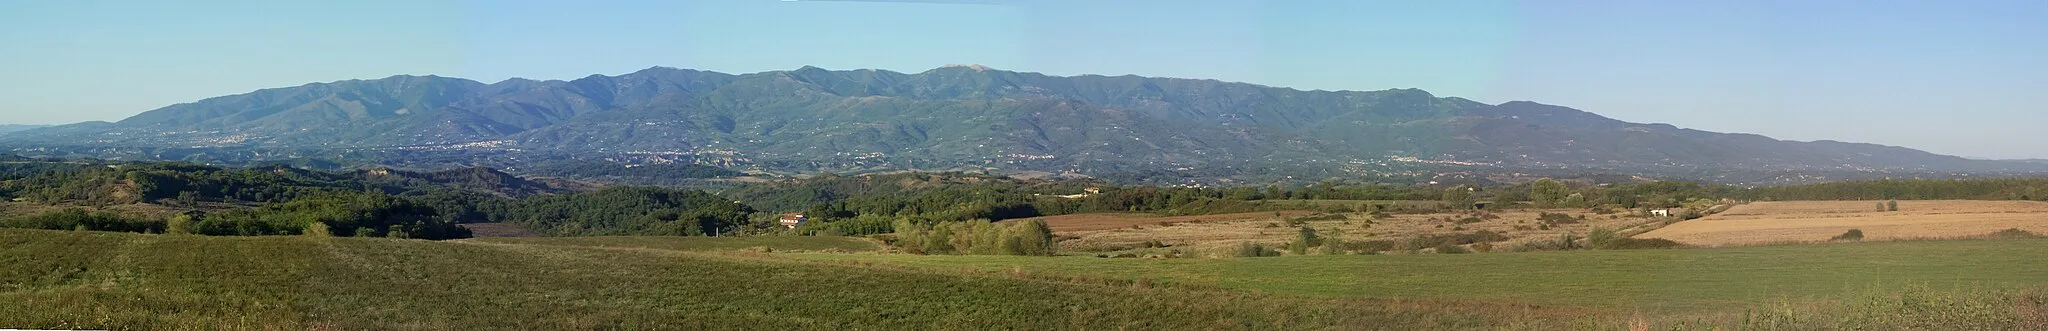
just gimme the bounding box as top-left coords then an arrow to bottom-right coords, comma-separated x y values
1035,211 -> 1319,232
1051,208 -> 1659,254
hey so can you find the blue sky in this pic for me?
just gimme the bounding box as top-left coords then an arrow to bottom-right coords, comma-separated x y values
2,0 -> 2044,158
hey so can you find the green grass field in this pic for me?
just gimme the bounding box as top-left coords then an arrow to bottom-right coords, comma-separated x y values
794,238 -> 2048,311
461,235 -> 882,252
3,228 -> 2044,330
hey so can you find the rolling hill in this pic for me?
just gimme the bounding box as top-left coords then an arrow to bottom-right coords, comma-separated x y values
7,65 -> 2040,181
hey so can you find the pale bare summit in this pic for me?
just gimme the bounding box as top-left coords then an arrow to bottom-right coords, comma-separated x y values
1636,200 -> 2048,246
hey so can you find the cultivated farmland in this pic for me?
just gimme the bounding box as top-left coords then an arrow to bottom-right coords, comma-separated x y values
1636,200 -> 2048,246
1049,207 -> 1662,255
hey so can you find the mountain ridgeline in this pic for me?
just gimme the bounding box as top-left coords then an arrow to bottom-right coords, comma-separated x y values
8,65 -> 2039,182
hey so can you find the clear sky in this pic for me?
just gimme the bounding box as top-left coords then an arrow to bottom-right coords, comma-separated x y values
2,0 -> 2044,158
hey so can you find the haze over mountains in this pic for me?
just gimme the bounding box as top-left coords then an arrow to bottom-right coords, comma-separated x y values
6,65 -> 2042,183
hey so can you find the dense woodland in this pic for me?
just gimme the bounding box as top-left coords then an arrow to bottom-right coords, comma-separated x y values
5,156 -> 2048,241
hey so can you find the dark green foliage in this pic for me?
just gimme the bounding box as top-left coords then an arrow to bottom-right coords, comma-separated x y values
495,187 -> 755,237
1603,238 -> 1682,250
1537,212 -> 1580,224
1583,227 -> 1683,250
1832,229 -> 1865,241
0,209 -> 163,233
1735,178 -> 2048,201
1887,200 -> 1899,212
195,192 -> 468,239
891,219 -> 1055,256
1297,226 -> 1321,247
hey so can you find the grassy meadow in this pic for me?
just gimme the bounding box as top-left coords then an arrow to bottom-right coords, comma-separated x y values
3,228 -> 2045,330
460,235 -> 882,252
796,238 -> 2048,310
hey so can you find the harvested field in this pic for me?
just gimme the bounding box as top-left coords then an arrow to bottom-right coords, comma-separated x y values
1636,200 -> 2048,246
1034,210 -> 1317,232
1054,208 -> 1659,255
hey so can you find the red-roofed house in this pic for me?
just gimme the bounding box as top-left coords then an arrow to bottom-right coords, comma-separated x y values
779,213 -> 808,228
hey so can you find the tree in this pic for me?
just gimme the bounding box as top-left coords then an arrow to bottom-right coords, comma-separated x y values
1441,186 -> 1474,207
166,213 -> 194,235
1531,179 -> 1570,207
1297,226 -> 1321,247
924,223 -> 956,254
303,221 -> 331,237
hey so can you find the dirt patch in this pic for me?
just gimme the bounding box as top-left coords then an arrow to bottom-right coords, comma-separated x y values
1035,211 -> 1318,232
1053,208 -> 1658,254
460,223 -> 539,238
1635,200 -> 2048,246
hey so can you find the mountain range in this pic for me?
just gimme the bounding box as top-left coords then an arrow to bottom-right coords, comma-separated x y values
6,65 -> 2042,183
0,124 -> 49,134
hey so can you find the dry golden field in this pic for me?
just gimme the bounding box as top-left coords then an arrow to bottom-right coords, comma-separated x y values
1035,210 -> 1319,232
1636,200 -> 2048,246
1050,208 -> 1660,254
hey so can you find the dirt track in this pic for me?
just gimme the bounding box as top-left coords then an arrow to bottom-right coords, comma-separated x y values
1635,200 -> 2048,246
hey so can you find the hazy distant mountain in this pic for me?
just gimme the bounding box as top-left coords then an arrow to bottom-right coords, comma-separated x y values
8,65 -> 2042,179
0,124 -> 50,134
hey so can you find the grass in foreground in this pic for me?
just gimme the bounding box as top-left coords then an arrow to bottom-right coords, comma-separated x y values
460,235 -> 881,252
0,229 -> 1592,330
794,238 -> 2048,311
3,229 -> 2044,330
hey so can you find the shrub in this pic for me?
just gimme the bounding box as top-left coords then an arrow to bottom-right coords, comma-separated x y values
1586,227 -> 1620,249
1297,227 -> 1321,247
1337,240 -> 1398,253
1990,228 -> 2042,239
166,214 -> 194,235
1434,243 -> 1470,254
1887,200 -> 1899,212
1234,242 -> 1280,257
1605,238 -> 1682,249
0,208 -> 165,233
1319,239 -> 1345,255
302,222 -> 332,237
1832,229 -> 1865,241
1537,212 -> 1580,224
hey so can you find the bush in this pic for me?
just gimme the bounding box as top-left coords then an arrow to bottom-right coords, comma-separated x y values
1404,231 -> 1510,251
1605,238 -> 1682,249
302,222 -> 332,237
0,209 -> 165,233
1434,243 -> 1471,254
1234,242 -> 1281,257
1586,227 -> 1621,249
1336,239 -> 1398,254
1989,228 -> 2042,239
1832,229 -> 1865,241
1537,212 -> 1580,224
891,218 -> 1054,256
